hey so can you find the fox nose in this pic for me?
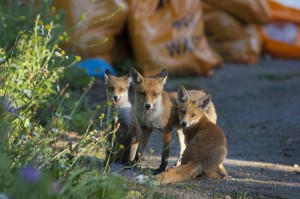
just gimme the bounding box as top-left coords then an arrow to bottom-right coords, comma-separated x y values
114,96 -> 119,101
181,122 -> 187,127
145,104 -> 151,110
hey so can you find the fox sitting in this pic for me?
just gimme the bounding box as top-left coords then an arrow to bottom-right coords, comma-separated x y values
129,68 -> 217,172
156,86 -> 228,184
104,69 -> 133,164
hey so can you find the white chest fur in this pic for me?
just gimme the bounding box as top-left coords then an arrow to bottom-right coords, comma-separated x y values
107,99 -> 132,129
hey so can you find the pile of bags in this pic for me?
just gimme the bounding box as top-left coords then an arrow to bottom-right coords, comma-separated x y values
53,0 -> 300,76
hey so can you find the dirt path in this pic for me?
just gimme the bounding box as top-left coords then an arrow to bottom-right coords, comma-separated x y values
89,59 -> 300,198
136,59 -> 300,198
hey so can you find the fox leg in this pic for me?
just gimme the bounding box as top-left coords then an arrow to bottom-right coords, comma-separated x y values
135,126 -> 152,162
156,131 -> 171,173
157,162 -> 202,185
217,163 -> 228,178
174,128 -> 186,167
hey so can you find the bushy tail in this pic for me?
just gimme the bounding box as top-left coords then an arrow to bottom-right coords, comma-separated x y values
157,162 -> 202,185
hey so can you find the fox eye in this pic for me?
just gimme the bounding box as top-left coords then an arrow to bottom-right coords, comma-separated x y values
139,91 -> 146,96
119,88 -> 125,92
153,93 -> 158,97
191,113 -> 196,117
180,110 -> 186,115
108,87 -> 114,91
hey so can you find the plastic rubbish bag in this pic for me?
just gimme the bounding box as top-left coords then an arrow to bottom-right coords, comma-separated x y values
128,0 -> 222,76
53,0 -> 128,62
203,3 -> 261,63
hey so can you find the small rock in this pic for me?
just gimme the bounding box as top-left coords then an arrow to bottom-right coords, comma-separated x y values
294,164 -> 299,168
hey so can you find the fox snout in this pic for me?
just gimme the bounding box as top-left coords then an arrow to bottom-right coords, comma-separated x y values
181,121 -> 187,127
144,103 -> 153,110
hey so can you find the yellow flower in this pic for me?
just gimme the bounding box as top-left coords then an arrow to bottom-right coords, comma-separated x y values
61,50 -> 66,55
45,24 -> 52,31
75,56 -> 82,61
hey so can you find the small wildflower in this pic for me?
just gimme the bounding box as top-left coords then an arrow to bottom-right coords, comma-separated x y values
55,51 -> 62,57
51,127 -> 58,134
55,112 -> 62,117
58,35 -> 64,41
24,119 -> 32,128
65,55 -> 69,59
61,50 -> 66,55
63,115 -> 72,120
23,89 -> 32,98
18,115 -> 24,121
64,93 -> 70,99
75,56 -> 82,61
20,167 -> 42,183
45,24 -> 52,31
126,190 -> 143,199
57,85 -> 60,92
119,144 -> 125,150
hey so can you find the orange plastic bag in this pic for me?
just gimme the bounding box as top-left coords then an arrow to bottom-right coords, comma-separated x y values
128,0 -> 222,76
259,0 -> 300,59
203,4 -> 261,63
203,0 -> 271,24
53,0 -> 128,62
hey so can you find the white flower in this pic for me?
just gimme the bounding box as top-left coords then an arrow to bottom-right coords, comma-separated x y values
63,115 -> 72,120
23,89 -> 32,98
55,51 -> 62,57
51,128 -> 58,134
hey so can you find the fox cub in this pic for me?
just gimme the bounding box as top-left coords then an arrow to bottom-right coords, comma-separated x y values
104,69 -> 132,164
129,68 -> 217,172
156,86 -> 228,184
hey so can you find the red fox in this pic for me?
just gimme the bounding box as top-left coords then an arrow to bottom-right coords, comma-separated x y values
129,68 -> 217,172
104,69 -> 133,164
156,86 -> 228,184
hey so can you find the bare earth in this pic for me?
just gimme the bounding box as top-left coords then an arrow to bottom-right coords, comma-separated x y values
91,59 -> 300,198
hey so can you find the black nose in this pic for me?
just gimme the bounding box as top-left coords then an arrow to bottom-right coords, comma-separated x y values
114,96 -> 118,100
145,104 -> 151,109
181,122 -> 187,127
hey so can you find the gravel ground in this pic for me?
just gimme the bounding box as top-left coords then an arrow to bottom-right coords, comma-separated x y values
90,59 -> 300,198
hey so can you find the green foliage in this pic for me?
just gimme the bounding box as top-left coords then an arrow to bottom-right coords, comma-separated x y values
0,1 -> 161,199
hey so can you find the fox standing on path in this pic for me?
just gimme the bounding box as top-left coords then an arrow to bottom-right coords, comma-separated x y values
130,68 -> 217,172
104,70 -> 133,164
156,86 -> 228,184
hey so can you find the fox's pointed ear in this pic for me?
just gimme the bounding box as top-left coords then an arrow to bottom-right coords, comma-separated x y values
123,75 -> 132,86
197,94 -> 211,111
159,69 -> 168,85
104,69 -> 112,84
177,86 -> 189,104
130,67 -> 144,84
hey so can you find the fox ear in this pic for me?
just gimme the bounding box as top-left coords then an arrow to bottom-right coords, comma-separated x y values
124,75 -> 132,86
177,86 -> 189,104
130,67 -> 144,84
197,94 -> 211,111
104,69 -> 112,84
159,69 -> 168,85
